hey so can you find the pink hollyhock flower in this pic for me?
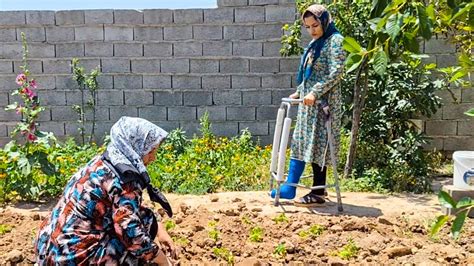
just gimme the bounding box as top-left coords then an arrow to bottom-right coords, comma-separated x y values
23,87 -> 36,99
15,73 -> 26,85
29,79 -> 37,89
27,133 -> 37,142
15,105 -> 23,114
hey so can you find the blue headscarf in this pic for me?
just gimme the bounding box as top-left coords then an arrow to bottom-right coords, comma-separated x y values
296,9 -> 340,85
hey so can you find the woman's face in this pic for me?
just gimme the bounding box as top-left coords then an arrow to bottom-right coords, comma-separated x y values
143,145 -> 159,166
304,15 -> 323,40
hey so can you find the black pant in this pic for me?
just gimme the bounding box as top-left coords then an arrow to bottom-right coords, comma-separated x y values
311,163 -> 326,196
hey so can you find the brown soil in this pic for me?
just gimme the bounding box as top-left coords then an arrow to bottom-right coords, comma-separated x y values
0,190 -> 473,265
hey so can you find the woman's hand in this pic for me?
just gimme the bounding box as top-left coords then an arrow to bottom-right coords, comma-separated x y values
157,222 -> 179,260
303,93 -> 316,106
289,92 -> 299,99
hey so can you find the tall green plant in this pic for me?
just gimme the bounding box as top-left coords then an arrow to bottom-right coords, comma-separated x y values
71,58 -> 101,145
431,191 -> 473,240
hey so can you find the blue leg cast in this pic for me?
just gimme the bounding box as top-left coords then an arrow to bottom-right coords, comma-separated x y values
271,159 -> 305,199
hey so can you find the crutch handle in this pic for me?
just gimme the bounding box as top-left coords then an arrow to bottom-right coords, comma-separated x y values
281,97 -> 303,105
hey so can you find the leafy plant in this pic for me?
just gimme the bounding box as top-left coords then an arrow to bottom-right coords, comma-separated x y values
273,243 -> 287,258
298,224 -> 325,238
164,219 -> 176,231
333,238 -> 359,260
172,236 -> 190,246
241,215 -> 253,225
431,191 -> 473,240
71,58 -> 101,145
0,224 -> 12,235
248,226 -> 264,242
272,213 -> 289,224
213,247 -> 234,264
208,221 -> 219,242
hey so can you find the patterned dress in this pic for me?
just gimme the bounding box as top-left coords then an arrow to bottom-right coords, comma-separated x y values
34,155 -> 159,265
290,34 -> 346,165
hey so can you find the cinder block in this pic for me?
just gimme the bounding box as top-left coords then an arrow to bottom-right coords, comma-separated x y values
425,38 -> 456,54
144,10 -> 173,24
190,59 -> 219,73
65,90 -> 87,105
55,43 -> 84,57
271,89 -> 295,104
174,42 -> 202,56
161,59 -> 189,73
114,10 -> 144,24
115,43 -> 143,57
98,90 -> 124,106
39,121 -> 65,136
457,120 -> 474,136
233,42 -> 262,56
168,107 -> 197,121
114,75 -> 142,89
37,90 -> 66,106
51,106 -> 80,121
0,92 -> 9,105
280,57 -> 299,72
254,23 -> 283,39
56,11 -> 85,25
235,7 -> 264,23
0,109 -> 21,122
250,58 -> 280,73
425,120 -> 457,136
56,76 -> 78,90
434,89 -> 461,105
444,137 -> 474,151
249,0 -> 279,5
193,25 -> 222,40
0,44 -> 22,59
462,88 -> 474,102
203,8 -> 234,23
211,122 -> 239,137
231,75 -> 260,88
138,106 -> 167,121
442,103 -> 473,120
75,26 -> 104,41
154,121 -> 180,132
97,75 -> 114,89
143,75 -> 172,89
144,43 -> 172,57
227,106 -> 255,120
202,75 -> 231,89
239,121 -> 269,135
220,59 -> 249,73
0,61 -> 13,74
213,90 -> 241,105
262,74 -> 292,88
101,59 -> 130,73
131,59 -> 160,73
34,75 -> 56,89
173,9 -> 204,24
26,11 -> 55,25
154,91 -> 183,105
242,90 -> 272,105
37,107 -> 52,122
183,91 -> 212,106
441,185 -> 474,217
13,60 -> 42,74
104,26 -> 133,41
124,91 -> 153,105
203,41 -> 232,56
263,41 -> 282,56
0,29 -> 17,42
180,122 -> 201,136
85,10 -> 114,24
224,25 -> 253,40
257,105 -> 278,120
28,43 -> 55,58
134,26 -> 163,41
0,11 -> 26,25
45,27 -> 75,42
0,75 -> 17,91
172,75 -> 201,89
83,107 -> 110,121
163,26 -> 192,41
16,27 -> 45,42
217,0 -> 248,7
85,42 -> 113,57
0,124 -> 7,137
198,106 -> 227,120
422,137 -> 444,151
436,54 -> 458,68
43,59 -> 71,74
265,6 -> 295,22
109,106 -> 138,121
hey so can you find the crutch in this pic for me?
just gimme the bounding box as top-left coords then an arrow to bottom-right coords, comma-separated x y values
269,97 -> 343,212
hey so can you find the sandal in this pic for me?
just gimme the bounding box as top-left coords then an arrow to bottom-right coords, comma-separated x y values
294,192 -> 325,207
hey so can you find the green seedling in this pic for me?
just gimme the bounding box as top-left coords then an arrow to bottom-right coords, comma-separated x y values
248,226 -> 264,242
273,243 -> 287,258
164,219 -> 176,231
272,213 -> 289,224
298,224 -> 325,238
0,224 -> 12,235
213,247 -> 234,264
332,238 -> 359,260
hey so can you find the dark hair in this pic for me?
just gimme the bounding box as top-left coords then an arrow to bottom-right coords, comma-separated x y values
302,10 -> 318,20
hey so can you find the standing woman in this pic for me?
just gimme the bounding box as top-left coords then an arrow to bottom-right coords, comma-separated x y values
271,4 -> 346,206
35,117 -> 178,265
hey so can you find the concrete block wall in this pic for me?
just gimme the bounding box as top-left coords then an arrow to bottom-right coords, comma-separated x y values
0,0 -> 297,146
421,36 -> 474,153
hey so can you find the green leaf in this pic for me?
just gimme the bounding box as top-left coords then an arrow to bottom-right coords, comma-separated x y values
386,14 -> 401,41
447,0 -> 456,9
465,108 -> 474,117
426,4 -> 435,20
18,157 -> 31,176
430,215 -> 449,237
370,0 -> 389,18
343,37 -> 363,53
417,5 -> 433,40
456,197 -> 473,209
451,209 -> 468,240
373,50 -> 388,76
5,103 -> 19,111
345,53 -> 364,73
449,3 -> 474,24
449,70 -> 467,82
438,190 -> 456,209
